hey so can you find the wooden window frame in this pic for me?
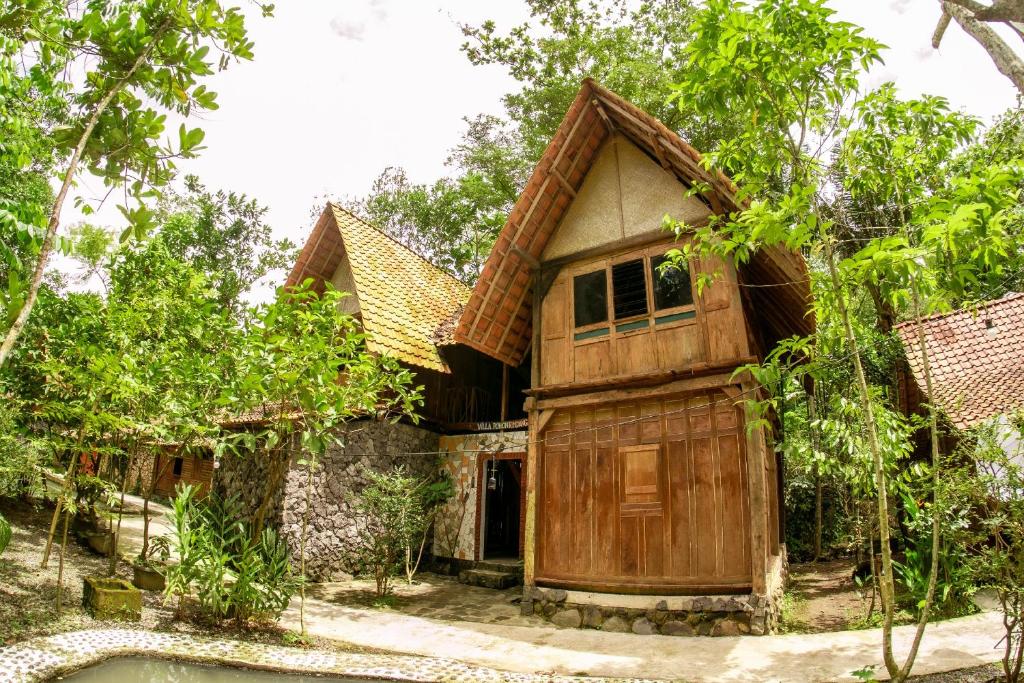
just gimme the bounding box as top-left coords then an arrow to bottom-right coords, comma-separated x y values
569,246 -> 699,344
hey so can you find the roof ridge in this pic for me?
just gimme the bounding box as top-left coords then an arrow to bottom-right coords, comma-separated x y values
894,291 -> 1024,331
328,202 -> 471,294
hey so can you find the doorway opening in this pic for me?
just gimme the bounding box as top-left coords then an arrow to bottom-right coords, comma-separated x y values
479,455 -> 524,560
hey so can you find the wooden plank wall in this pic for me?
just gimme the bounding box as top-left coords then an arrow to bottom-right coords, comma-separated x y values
535,388 -> 753,593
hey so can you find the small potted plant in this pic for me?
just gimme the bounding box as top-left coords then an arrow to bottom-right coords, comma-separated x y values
132,535 -> 170,591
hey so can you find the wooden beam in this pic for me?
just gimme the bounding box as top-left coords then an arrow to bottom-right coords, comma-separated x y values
511,245 -> 540,271
592,98 -> 616,133
527,359 -> 755,399
535,372 -> 741,411
742,379 -> 769,596
647,132 -> 672,171
552,168 -> 577,197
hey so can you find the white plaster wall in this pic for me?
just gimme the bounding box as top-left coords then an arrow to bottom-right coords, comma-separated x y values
541,135 -> 711,261
329,252 -> 361,315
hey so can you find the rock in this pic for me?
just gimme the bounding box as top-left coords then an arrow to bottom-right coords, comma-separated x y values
661,620 -> 694,636
544,588 -> 568,603
542,602 -> 557,618
713,619 -> 741,636
551,609 -> 582,629
655,600 -> 669,611
631,617 -> 657,635
601,616 -> 632,633
581,606 -> 604,629
737,620 -> 751,634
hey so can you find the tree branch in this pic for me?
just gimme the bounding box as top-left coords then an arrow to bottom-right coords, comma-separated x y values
942,1 -> 1024,94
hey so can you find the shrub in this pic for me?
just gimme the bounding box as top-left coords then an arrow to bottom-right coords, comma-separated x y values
0,512 -> 10,555
163,484 -> 301,626
353,466 -> 450,596
0,401 -> 44,500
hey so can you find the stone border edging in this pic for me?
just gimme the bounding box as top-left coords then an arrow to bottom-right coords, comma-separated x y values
0,629 -> 666,683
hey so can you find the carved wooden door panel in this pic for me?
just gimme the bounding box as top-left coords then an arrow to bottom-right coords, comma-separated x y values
619,444 -> 664,577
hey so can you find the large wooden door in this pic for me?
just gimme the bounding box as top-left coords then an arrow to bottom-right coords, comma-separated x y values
535,389 -> 752,593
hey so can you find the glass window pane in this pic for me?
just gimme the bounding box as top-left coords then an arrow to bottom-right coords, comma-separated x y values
612,259 -> 648,319
573,270 -> 608,327
651,255 -> 693,310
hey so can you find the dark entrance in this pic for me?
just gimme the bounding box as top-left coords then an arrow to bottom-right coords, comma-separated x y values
482,458 -> 523,559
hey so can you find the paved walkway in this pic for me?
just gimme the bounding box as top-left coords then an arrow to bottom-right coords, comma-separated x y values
283,594 -> 1005,682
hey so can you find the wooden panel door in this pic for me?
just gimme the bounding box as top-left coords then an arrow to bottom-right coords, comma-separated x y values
619,444 -> 664,578
535,389 -> 754,592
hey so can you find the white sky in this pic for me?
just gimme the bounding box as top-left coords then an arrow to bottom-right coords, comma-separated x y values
62,0 -> 1021,298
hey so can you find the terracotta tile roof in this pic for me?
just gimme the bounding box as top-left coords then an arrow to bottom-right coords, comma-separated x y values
896,293 -> 1024,430
453,79 -> 814,366
286,205 -> 471,373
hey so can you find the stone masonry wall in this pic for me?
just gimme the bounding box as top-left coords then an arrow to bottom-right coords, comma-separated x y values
215,420 -> 439,581
522,548 -> 789,637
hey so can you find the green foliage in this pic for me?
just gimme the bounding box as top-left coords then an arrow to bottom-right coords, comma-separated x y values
943,418 -> 1024,683
0,398 -> 44,499
163,484 -> 300,626
157,175 -> 296,318
0,512 -> 10,556
353,466 -> 446,597
891,491 -> 974,618
0,0 -> 273,363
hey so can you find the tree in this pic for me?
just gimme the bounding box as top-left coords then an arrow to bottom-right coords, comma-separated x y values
0,0 -> 273,368
666,0 -> 1024,677
221,280 -> 423,632
158,175 -> 296,318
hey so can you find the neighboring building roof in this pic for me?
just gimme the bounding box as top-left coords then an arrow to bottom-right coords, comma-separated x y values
286,204 -> 471,373
453,78 -> 814,367
896,292 -> 1024,430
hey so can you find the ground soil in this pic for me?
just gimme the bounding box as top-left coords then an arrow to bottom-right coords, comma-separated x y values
0,498 -> 370,654
781,559 -> 867,633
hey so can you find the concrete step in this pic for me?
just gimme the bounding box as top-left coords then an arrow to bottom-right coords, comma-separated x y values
474,560 -> 524,577
459,568 -> 521,590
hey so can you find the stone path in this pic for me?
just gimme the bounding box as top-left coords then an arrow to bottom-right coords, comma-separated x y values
0,629 -> 659,683
283,594 -> 1007,682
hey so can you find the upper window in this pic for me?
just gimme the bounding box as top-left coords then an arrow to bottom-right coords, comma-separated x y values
612,259 -> 649,319
651,254 -> 693,310
573,270 -> 608,327
172,456 -> 184,477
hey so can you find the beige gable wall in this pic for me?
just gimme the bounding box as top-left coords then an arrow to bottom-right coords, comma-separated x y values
329,251 -> 361,315
541,134 -> 711,261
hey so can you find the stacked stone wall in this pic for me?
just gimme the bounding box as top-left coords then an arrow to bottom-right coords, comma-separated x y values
215,420 -> 439,581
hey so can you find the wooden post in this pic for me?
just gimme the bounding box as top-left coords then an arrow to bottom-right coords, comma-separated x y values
742,381 -> 769,595
523,275 -> 543,588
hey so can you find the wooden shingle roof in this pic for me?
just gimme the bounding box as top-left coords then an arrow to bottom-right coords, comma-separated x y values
896,293 -> 1024,430
453,79 -> 814,366
286,204 -> 471,373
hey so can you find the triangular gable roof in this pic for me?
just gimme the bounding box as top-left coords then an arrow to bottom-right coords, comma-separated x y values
286,204 -> 471,373
454,78 -> 814,366
896,292 -> 1024,430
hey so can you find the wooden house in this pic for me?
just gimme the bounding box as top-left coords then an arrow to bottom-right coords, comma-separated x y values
454,80 -> 813,634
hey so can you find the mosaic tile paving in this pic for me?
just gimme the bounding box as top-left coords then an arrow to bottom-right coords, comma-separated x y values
0,629 -> 666,683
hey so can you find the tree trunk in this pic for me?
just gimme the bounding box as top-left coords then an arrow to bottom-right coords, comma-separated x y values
55,508 -> 71,614
109,448 -> 136,576
0,22 -> 170,368
809,390 -> 823,561
821,236 -> 900,678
